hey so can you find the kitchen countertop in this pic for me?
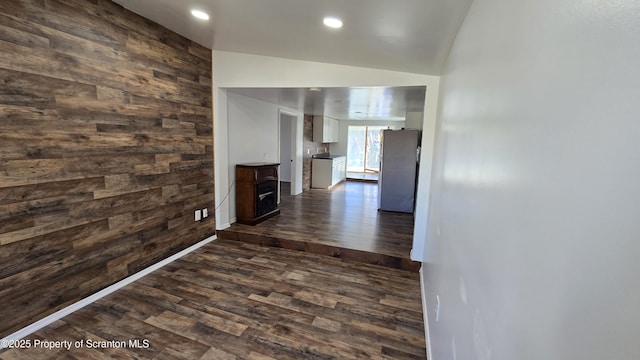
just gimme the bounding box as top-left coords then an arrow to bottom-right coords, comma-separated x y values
312,153 -> 346,160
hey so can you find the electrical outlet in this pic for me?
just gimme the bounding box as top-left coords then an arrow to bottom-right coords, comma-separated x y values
202,208 -> 208,218
195,209 -> 202,221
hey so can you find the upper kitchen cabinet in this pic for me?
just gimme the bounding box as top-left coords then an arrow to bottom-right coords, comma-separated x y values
313,116 -> 340,143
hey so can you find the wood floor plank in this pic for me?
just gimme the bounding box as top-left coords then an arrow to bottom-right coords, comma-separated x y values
380,294 -> 425,313
311,316 -> 342,332
246,351 -> 277,360
144,310 -> 197,335
171,303 -> 248,337
267,321 -> 385,360
198,347 -> 238,360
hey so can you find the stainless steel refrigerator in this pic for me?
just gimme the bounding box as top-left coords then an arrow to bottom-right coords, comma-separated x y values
378,129 -> 420,213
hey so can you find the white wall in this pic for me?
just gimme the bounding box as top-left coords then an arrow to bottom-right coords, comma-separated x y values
329,119 -> 406,157
424,0 -> 640,359
214,51 -> 440,88
279,113 -> 293,182
405,111 -> 424,130
214,51 -> 440,256
227,92 -> 284,221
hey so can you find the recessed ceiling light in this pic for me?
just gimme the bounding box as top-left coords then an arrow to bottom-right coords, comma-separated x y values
323,17 -> 343,29
191,9 -> 210,20
309,87 -> 322,92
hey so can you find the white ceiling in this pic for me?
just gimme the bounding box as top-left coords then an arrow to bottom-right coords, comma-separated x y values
112,0 -> 473,75
111,0 -> 471,121
227,86 -> 426,121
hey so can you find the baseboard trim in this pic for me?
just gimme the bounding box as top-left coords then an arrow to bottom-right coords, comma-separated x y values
217,222 -> 232,230
0,235 -> 216,349
420,265 -> 434,360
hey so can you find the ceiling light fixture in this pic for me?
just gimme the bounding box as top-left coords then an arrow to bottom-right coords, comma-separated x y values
309,87 -> 322,92
191,9 -> 210,20
323,17 -> 343,29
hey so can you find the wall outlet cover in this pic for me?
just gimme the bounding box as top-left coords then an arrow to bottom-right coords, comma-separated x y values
195,209 -> 202,221
203,208 -> 208,218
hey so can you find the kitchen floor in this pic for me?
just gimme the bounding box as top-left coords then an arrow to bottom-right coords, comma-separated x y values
219,181 -> 419,271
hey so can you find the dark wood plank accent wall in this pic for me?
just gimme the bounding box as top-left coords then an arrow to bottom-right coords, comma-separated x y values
0,0 -> 214,337
303,115 -> 329,191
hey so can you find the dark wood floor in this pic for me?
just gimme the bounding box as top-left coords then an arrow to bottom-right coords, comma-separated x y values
219,181 -> 420,271
0,240 -> 426,359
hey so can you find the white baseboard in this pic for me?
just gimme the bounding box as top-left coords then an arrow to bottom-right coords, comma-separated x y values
0,235 -> 216,349
217,222 -> 232,230
420,265 -> 434,360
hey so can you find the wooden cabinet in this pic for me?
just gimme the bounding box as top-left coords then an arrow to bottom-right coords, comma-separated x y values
236,163 -> 280,225
312,156 -> 346,189
313,116 -> 340,143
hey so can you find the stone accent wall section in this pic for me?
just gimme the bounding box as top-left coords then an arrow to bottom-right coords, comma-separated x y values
0,0 -> 214,337
302,115 -> 329,191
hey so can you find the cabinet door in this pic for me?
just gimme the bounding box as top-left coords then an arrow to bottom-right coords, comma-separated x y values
325,119 -> 332,142
333,119 -> 340,142
331,160 -> 340,185
323,119 -> 331,142
312,159 -> 332,188
338,158 -> 346,180
313,117 -> 340,143
313,117 -> 323,143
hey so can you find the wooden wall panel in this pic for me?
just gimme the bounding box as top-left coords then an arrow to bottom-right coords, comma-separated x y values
0,0 -> 214,337
303,115 -> 329,191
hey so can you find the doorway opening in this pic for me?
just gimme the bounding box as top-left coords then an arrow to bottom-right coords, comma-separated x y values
278,111 -> 296,199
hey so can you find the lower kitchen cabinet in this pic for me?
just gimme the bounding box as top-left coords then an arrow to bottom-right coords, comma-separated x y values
312,156 -> 346,189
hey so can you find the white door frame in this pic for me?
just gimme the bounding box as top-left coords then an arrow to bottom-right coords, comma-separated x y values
278,109 -> 299,199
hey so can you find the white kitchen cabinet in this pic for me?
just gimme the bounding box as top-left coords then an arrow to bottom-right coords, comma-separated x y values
312,156 -> 346,189
313,116 -> 339,143
331,156 -> 346,185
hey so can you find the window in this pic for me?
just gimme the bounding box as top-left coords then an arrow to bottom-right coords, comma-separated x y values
346,126 -> 388,173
